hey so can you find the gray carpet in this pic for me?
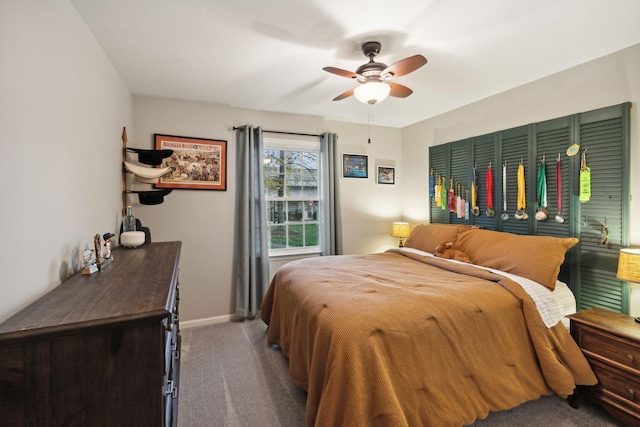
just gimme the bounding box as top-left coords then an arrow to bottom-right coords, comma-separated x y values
178,319 -> 623,427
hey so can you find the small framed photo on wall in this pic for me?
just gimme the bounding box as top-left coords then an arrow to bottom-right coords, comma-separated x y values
377,166 -> 395,185
342,153 -> 368,178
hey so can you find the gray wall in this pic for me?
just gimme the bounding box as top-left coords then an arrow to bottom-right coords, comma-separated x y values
0,1 -> 132,322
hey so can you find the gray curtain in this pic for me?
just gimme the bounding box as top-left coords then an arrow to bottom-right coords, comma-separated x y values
320,132 -> 343,256
234,125 -> 269,319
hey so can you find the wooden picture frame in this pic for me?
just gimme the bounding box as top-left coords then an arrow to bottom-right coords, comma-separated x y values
342,153 -> 368,178
154,134 -> 227,190
377,166 -> 395,185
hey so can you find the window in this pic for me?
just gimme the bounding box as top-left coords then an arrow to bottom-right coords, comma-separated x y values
264,138 -> 322,255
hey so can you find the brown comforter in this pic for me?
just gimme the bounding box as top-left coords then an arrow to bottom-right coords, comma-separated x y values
260,250 -> 596,427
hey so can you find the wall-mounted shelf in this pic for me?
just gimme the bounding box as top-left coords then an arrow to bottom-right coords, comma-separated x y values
121,127 -> 174,213
126,147 -> 174,166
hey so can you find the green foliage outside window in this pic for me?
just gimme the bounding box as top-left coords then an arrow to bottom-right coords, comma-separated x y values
264,147 -> 320,252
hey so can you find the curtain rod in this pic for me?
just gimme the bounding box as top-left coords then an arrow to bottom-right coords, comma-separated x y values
232,127 -> 322,138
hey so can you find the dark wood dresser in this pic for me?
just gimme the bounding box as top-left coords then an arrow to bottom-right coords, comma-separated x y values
0,241 -> 181,427
568,307 -> 640,426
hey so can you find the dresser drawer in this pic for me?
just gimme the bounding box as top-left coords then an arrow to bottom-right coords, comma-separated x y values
580,326 -> 640,372
590,362 -> 640,407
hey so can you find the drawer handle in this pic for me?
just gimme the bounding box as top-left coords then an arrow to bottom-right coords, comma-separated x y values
164,380 -> 178,399
628,354 -> 635,362
168,322 -> 174,331
629,388 -> 635,397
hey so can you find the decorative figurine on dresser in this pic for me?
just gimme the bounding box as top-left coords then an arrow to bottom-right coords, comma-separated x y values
82,248 -> 98,275
93,233 -> 113,271
102,232 -> 115,260
0,241 -> 182,427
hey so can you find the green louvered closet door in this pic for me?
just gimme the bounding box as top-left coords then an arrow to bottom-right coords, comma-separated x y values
428,102 -> 631,314
574,104 -> 631,313
532,116 -> 574,285
429,144 -> 449,224
450,140 -> 471,225
499,126 -> 530,236
472,134 -> 497,230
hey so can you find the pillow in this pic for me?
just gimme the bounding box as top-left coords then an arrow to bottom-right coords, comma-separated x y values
454,229 -> 578,290
403,224 -> 472,254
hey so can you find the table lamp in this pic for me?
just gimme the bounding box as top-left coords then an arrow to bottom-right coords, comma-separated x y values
617,248 -> 640,322
391,222 -> 411,247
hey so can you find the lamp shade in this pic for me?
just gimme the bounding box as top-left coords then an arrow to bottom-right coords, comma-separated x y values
617,248 -> 640,282
354,82 -> 391,105
391,222 -> 411,239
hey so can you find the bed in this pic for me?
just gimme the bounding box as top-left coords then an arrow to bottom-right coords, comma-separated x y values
260,224 -> 597,427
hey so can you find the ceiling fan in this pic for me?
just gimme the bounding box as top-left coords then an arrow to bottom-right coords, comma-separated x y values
323,41 -> 427,105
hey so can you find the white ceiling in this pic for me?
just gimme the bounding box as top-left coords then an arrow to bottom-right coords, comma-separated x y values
71,0 -> 640,128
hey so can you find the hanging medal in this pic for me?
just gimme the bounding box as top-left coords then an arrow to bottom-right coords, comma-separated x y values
448,178 -> 455,212
457,183 -> 464,218
458,185 -> 467,218
501,161 -> 509,221
464,189 -> 470,220
429,169 -> 435,197
435,175 -> 442,207
441,177 -> 447,210
555,154 -> 565,223
486,163 -> 495,217
471,166 -> 480,216
515,159 -> 527,220
458,184 -> 464,218
453,183 -> 458,216
579,149 -> 591,203
535,155 -> 548,220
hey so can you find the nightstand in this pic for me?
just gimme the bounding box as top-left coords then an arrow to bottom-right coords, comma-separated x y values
568,307 -> 640,426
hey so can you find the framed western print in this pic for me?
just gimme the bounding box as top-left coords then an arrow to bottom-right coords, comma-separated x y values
154,134 -> 227,190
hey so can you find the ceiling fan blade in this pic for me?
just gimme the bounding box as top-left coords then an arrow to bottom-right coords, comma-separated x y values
332,88 -> 354,101
323,66 -> 359,79
388,83 -> 413,98
380,55 -> 427,79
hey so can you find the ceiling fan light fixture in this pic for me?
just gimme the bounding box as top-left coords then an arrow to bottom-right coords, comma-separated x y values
353,82 -> 390,105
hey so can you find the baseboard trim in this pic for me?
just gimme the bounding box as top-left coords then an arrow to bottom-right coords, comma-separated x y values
181,314 -> 232,329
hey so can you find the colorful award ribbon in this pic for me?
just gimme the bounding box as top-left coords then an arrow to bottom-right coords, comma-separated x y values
465,189 -> 470,220
501,162 -> 509,221
555,155 -> 565,223
535,156 -> 548,220
515,161 -> 527,220
448,178 -> 455,212
429,169 -> 435,197
471,166 -> 479,216
579,149 -> 591,203
441,178 -> 447,210
486,164 -> 495,217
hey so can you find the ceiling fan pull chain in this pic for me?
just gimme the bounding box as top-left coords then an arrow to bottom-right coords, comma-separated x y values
367,105 -> 372,143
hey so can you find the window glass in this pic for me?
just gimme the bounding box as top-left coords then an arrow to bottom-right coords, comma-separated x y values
264,139 -> 321,255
